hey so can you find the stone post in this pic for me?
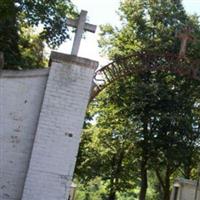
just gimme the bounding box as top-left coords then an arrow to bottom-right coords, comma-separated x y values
21,52 -> 98,200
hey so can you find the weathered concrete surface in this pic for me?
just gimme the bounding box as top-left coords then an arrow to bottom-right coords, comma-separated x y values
0,52 -> 98,200
21,52 -> 98,200
170,178 -> 200,200
0,69 -> 49,200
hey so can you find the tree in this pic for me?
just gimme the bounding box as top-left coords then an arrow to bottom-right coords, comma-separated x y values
145,75 -> 200,200
18,26 -> 47,69
0,0 -> 77,69
97,0 -> 200,200
76,96 -> 139,200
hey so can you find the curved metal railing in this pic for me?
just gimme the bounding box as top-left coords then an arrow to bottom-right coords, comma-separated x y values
90,51 -> 200,101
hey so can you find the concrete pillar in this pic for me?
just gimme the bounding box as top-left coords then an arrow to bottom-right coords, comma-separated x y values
21,52 -> 98,200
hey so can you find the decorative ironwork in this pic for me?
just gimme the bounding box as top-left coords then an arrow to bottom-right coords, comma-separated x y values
90,51 -> 200,101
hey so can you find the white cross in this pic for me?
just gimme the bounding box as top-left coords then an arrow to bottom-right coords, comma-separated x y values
66,10 -> 97,56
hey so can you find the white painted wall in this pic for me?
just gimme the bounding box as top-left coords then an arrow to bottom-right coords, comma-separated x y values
0,69 -> 49,200
0,53 -> 97,200
20,52 -> 98,200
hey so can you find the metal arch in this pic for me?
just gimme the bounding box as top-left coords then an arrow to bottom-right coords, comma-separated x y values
90,51 -> 200,102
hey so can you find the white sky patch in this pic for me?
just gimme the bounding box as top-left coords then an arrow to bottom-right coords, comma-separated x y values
57,0 -> 200,66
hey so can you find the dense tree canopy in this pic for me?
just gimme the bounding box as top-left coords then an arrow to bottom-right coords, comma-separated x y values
76,1 -> 200,200
76,98 -> 139,200
0,0 -> 77,69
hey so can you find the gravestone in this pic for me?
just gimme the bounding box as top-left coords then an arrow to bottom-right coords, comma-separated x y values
170,178 -> 200,200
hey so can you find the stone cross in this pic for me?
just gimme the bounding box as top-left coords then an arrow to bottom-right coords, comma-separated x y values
66,10 -> 97,56
177,27 -> 194,59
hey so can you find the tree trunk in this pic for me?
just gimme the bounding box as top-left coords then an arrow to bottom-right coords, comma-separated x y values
139,117 -> 149,200
108,179 -> 116,200
108,151 -> 124,200
108,191 -> 116,200
183,156 -> 192,179
163,167 -> 171,200
139,155 -> 148,200
184,166 -> 191,179
163,185 -> 170,200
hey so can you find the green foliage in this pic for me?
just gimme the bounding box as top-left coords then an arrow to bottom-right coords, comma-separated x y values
76,96 -> 139,199
99,0 -> 200,58
76,1 -> 200,200
0,0 -> 77,69
17,0 -> 77,47
75,178 -> 107,200
19,26 -> 47,69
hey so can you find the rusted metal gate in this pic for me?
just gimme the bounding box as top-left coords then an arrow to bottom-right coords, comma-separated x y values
90,51 -> 200,101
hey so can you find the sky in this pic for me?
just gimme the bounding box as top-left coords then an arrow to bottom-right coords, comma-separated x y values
58,0 -> 200,66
